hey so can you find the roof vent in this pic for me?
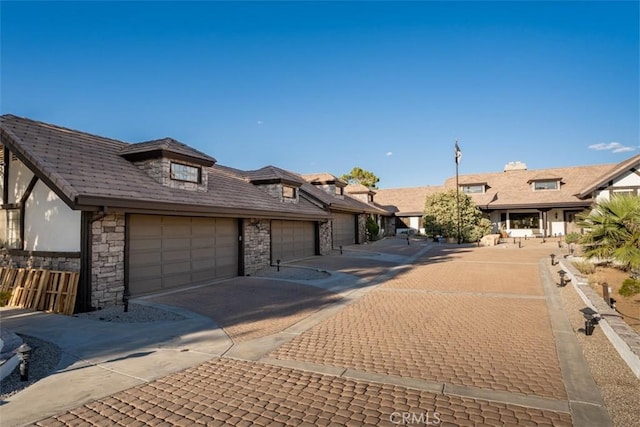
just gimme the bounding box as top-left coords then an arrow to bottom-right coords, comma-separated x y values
504,161 -> 527,172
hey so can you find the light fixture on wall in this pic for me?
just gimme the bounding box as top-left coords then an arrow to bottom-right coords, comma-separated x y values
554,212 -> 558,219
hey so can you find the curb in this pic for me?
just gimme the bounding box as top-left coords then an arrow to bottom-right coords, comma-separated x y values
558,258 -> 640,378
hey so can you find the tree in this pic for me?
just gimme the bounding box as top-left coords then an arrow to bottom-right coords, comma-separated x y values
423,189 -> 490,242
341,167 -> 380,189
577,195 -> 640,273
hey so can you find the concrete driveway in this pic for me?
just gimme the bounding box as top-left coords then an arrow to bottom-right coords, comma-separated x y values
2,237 -> 611,426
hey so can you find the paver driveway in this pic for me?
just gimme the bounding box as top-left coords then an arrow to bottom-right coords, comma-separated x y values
26,239 -> 608,426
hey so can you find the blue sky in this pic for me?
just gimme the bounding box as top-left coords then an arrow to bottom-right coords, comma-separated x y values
1,1 -> 638,189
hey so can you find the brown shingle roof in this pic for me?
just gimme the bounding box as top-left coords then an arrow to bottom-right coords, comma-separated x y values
375,186 -> 444,215
301,172 -> 347,187
444,164 -> 615,209
577,154 -> 640,198
119,137 -> 216,165
0,114 -> 329,220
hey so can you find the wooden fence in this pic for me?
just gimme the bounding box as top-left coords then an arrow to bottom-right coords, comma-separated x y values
0,267 -> 79,315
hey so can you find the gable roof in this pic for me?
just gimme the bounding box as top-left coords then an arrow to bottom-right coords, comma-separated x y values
444,163 -> 615,209
345,183 -> 375,194
0,114 -> 329,220
245,165 -> 307,187
577,153 -> 640,198
301,173 -> 348,187
119,137 -> 216,166
375,186 -> 444,216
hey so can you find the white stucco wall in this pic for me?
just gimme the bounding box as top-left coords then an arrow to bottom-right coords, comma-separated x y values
595,170 -> 640,201
24,181 -> 80,251
8,157 -> 34,204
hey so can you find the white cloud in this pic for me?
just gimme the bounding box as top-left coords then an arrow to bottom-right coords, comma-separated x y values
588,142 -> 636,153
386,151 -> 393,157
256,120 -> 263,125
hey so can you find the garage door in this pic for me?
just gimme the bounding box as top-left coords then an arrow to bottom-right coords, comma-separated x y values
128,215 -> 238,295
333,213 -> 356,247
271,220 -> 316,262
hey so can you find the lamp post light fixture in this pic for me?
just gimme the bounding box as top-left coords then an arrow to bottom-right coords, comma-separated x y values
558,270 -> 568,287
16,343 -> 33,381
584,314 -> 596,336
550,253 -> 556,266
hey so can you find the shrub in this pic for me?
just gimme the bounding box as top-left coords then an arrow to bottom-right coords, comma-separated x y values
0,290 -> 12,307
366,216 -> 380,241
564,232 -> 582,244
619,277 -> 640,297
572,260 -> 596,275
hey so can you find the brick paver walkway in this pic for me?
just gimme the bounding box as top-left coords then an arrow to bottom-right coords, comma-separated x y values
28,239 -> 592,426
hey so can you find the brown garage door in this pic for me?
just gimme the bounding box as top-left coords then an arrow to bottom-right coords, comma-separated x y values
271,220 -> 315,262
332,213 -> 356,247
128,215 -> 238,295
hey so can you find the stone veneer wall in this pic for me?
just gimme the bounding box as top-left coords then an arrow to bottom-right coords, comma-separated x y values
244,219 -> 271,275
0,249 -> 80,271
318,221 -> 332,255
134,158 -> 208,192
384,216 -> 396,237
256,183 -> 299,204
91,213 -> 125,309
357,214 -> 367,244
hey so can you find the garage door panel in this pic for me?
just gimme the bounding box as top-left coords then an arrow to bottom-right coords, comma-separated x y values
191,237 -> 214,249
129,216 -> 162,237
271,220 -> 315,262
129,215 -> 238,296
333,213 -> 356,247
129,264 -> 161,280
129,238 -> 162,251
129,252 -> 162,267
162,250 -> 191,262
162,274 -> 192,289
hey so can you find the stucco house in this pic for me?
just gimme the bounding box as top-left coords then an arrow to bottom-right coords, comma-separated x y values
0,115 -> 391,312
375,156 -> 640,239
374,186 -> 444,234
443,158 -> 640,238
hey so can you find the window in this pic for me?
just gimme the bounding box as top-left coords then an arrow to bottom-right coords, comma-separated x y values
5,208 -> 21,249
612,188 -> 638,197
533,180 -> 559,191
282,186 -> 296,199
336,187 -> 344,196
170,162 -> 201,183
509,212 -> 540,229
462,184 -> 485,194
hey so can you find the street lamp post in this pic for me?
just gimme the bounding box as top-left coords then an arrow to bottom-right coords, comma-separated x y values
455,140 -> 462,244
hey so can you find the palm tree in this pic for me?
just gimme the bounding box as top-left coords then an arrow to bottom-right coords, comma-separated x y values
577,195 -> 640,273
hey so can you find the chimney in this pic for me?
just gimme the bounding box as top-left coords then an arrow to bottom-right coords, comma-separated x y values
504,161 -> 527,172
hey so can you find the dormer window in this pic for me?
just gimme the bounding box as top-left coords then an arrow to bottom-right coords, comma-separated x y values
336,187 -> 344,196
462,184 -> 485,194
282,186 -> 297,199
171,162 -> 201,184
533,180 -> 559,191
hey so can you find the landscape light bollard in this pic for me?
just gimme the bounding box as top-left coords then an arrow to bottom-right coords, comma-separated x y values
17,343 -> 32,382
518,238 -> 522,248
123,290 -> 130,313
340,245 -> 343,255
558,239 -> 563,248
558,270 -> 567,287
550,253 -> 556,266
407,236 -> 410,245
584,315 -> 596,336
276,259 -> 281,272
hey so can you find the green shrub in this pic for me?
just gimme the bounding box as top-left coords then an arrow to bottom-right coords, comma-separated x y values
564,232 -> 582,244
619,277 -> 640,297
0,290 -> 12,307
366,216 -> 380,241
572,260 -> 596,275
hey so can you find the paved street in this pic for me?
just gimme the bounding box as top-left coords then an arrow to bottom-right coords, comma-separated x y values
9,238 -> 610,426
